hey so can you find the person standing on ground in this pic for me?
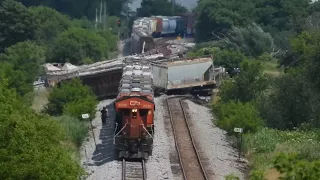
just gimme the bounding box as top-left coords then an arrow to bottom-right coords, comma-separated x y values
100,106 -> 107,125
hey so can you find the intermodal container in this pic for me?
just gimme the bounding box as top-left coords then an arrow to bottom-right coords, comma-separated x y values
161,17 -> 177,35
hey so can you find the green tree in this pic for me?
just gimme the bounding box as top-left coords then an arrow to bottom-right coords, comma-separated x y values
0,0 -> 38,51
219,60 -> 268,103
97,30 -> 118,52
13,0 -> 131,18
137,0 -> 187,17
47,27 -> 111,64
0,80 -> 83,179
215,100 -> 264,134
0,41 -> 45,96
29,6 -> 72,45
45,78 -> 97,119
215,49 -> 246,72
195,0 -> 247,42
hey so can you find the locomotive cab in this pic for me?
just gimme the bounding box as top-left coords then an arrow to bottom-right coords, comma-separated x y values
114,97 -> 154,159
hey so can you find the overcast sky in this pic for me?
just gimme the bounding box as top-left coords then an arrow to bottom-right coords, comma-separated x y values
129,0 -> 198,11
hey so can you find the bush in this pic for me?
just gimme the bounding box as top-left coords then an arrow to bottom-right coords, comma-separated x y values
45,78 -> 97,119
63,98 -> 97,120
55,116 -> 88,147
215,101 -> 264,135
274,153 -> 320,180
0,79 -> 83,179
243,128 -> 320,171
224,174 -> 240,180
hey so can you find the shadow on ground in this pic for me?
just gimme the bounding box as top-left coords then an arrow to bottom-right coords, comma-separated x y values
91,101 -> 117,166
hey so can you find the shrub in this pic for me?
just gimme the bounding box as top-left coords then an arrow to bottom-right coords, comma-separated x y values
243,128 -> 320,171
63,98 -> 97,120
55,116 -> 88,147
274,153 -> 320,180
224,174 -> 240,180
215,101 -> 264,135
45,78 -> 97,119
0,79 -> 83,179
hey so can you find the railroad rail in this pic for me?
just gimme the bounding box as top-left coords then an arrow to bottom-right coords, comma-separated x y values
166,97 -> 209,180
122,159 -> 147,180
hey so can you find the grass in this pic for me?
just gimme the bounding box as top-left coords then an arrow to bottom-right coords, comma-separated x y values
32,87 -> 49,112
243,128 -> 320,179
248,58 -> 284,77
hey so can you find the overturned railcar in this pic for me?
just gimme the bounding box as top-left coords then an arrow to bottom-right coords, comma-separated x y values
151,56 -> 216,95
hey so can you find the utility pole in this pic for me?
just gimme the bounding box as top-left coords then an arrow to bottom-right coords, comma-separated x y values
99,0 -> 102,23
95,8 -> 98,29
103,0 -> 107,30
126,2 -> 129,39
172,0 -> 175,16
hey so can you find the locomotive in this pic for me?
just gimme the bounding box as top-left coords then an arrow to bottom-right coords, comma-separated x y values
113,57 -> 155,159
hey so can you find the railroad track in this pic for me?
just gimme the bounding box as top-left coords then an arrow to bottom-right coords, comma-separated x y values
122,159 -> 147,180
166,97 -> 209,180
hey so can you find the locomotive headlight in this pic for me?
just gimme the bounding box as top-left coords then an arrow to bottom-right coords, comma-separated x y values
132,109 -> 137,112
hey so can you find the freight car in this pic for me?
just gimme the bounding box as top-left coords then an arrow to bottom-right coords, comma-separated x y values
131,17 -> 155,54
131,28 -> 155,54
114,57 -> 154,159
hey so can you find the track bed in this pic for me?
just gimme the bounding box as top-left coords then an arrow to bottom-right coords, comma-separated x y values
166,97 -> 208,180
122,159 -> 146,180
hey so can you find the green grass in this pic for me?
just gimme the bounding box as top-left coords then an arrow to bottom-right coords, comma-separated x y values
32,87 -> 49,112
243,128 -> 320,171
248,59 -> 283,77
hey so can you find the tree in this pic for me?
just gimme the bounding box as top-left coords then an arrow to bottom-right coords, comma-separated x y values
0,41 -> 45,96
215,100 -> 264,134
29,6 -> 72,45
47,27 -> 111,64
195,0 -> 248,42
137,0 -> 187,17
214,23 -> 275,57
97,30 -> 118,52
219,60 -> 268,103
0,0 -> 38,51
214,49 -> 246,72
45,78 -> 97,119
0,80 -> 83,179
12,0 -> 131,19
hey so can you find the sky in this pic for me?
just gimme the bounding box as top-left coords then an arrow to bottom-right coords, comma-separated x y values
128,0 -> 198,11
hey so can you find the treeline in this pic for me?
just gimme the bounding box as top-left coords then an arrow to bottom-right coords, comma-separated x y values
0,0 -> 118,98
1,0 -> 131,19
0,0 -> 115,179
193,0 -> 320,179
136,0 -> 188,17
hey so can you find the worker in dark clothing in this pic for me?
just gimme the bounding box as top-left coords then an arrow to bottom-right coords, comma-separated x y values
100,106 -> 107,125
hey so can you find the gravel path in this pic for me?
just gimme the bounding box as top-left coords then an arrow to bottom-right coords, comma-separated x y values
185,100 -> 247,180
80,99 -> 122,180
146,95 -> 175,180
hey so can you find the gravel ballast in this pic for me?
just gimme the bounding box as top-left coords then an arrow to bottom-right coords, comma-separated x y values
146,95 -> 175,180
80,99 -> 122,180
80,96 -> 175,180
185,99 -> 247,180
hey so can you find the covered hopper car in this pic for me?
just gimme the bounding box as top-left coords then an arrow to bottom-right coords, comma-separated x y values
114,57 -> 154,159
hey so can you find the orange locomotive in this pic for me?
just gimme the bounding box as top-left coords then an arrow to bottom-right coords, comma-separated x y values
114,57 -> 154,159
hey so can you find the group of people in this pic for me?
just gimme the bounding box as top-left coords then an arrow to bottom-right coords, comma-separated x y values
100,106 -> 108,125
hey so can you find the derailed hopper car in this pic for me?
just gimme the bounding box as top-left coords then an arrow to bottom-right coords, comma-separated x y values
114,57 -> 154,159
